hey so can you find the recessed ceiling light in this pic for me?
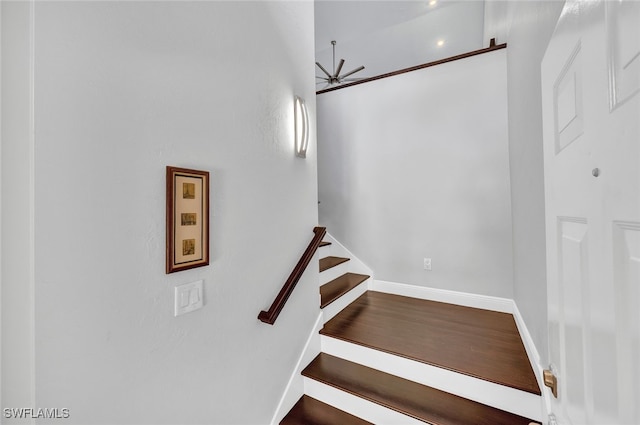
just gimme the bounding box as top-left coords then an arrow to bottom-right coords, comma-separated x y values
437,39 -> 445,47
429,0 -> 437,6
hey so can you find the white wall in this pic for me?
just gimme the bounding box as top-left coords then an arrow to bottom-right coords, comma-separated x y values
2,1 -> 318,424
315,1 -> 485,80
1,0 -> 36,417
484,0 -> 565,366
318,50 -> 514,298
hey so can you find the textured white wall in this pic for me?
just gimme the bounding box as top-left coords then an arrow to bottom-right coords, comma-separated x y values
317,50 -> 514,298
485,0 -> 565,366
3,1 -> 318,424
1,1 -> 36,417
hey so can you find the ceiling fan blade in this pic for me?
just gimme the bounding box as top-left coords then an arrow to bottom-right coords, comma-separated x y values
315,62 -> 332,79
333,59 -> 345,78
340,65 -> 365,80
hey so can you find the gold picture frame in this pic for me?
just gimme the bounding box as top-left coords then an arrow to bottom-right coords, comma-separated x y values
166,166 -> 210,273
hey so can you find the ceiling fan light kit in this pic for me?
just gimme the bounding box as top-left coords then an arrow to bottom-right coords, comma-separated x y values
316,40 -> 365,86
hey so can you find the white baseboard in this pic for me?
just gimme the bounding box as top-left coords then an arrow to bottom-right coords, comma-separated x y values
371,279 -> 514,313
270,312 -> 323,425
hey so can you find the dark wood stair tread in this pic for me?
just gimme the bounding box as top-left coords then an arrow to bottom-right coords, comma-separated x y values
302,353 -> 540,425
319,256 -> 349,272
321,291 -> 540,395
319,241 -> 331,247
280,395 -> 372,425
320,273 -> 369,308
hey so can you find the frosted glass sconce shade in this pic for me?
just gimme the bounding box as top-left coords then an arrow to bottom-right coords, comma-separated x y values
294,96 -> 309,158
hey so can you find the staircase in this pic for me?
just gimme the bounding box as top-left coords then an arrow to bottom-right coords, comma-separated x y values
280,235 -> 543,425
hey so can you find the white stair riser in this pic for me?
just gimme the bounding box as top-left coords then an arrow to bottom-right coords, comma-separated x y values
318,244 -> 334,258
320,235 -> 348,258
321,278 -> 370,323
303,378 -> 428,425
319,260 -> 351,285
323,233 -> 374,276
320,335 -> 543,422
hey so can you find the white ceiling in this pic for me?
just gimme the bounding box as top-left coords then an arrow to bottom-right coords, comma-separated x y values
314,0 -> 487,88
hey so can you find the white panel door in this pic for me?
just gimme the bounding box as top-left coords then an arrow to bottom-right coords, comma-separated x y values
542,1 -> 640,424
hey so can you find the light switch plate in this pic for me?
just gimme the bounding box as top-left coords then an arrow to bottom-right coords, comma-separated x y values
423,258 -> 432,271
174,280 -> 204,317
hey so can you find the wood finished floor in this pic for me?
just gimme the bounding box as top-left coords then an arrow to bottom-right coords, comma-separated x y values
303,353 -> 540,425
319,256 -> 349,272
320,272 -> 369,308
280,395 -> 372,425
320,291 -> 540,395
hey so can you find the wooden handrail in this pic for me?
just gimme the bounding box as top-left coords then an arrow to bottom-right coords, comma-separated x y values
317,40 -> 507,95
258,226 -> 327,325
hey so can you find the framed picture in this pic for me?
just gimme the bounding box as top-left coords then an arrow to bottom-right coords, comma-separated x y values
166,166 -> 210,273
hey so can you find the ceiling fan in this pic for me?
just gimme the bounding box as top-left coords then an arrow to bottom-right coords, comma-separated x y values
316,40 -> 365,87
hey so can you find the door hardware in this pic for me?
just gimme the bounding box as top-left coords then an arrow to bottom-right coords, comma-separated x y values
543,369 -> 558,398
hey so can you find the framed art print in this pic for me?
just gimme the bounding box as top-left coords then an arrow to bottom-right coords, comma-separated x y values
166,166 -> 210,273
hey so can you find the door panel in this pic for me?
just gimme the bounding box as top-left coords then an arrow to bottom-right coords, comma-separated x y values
558,218 -> 590,424
542,1 -> 640,424
607,1 -> 640,108
613,222 -> 640,423
555,43 -> 584,153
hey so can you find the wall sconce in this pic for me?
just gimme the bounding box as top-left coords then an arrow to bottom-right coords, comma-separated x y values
294,96 -> 309,158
